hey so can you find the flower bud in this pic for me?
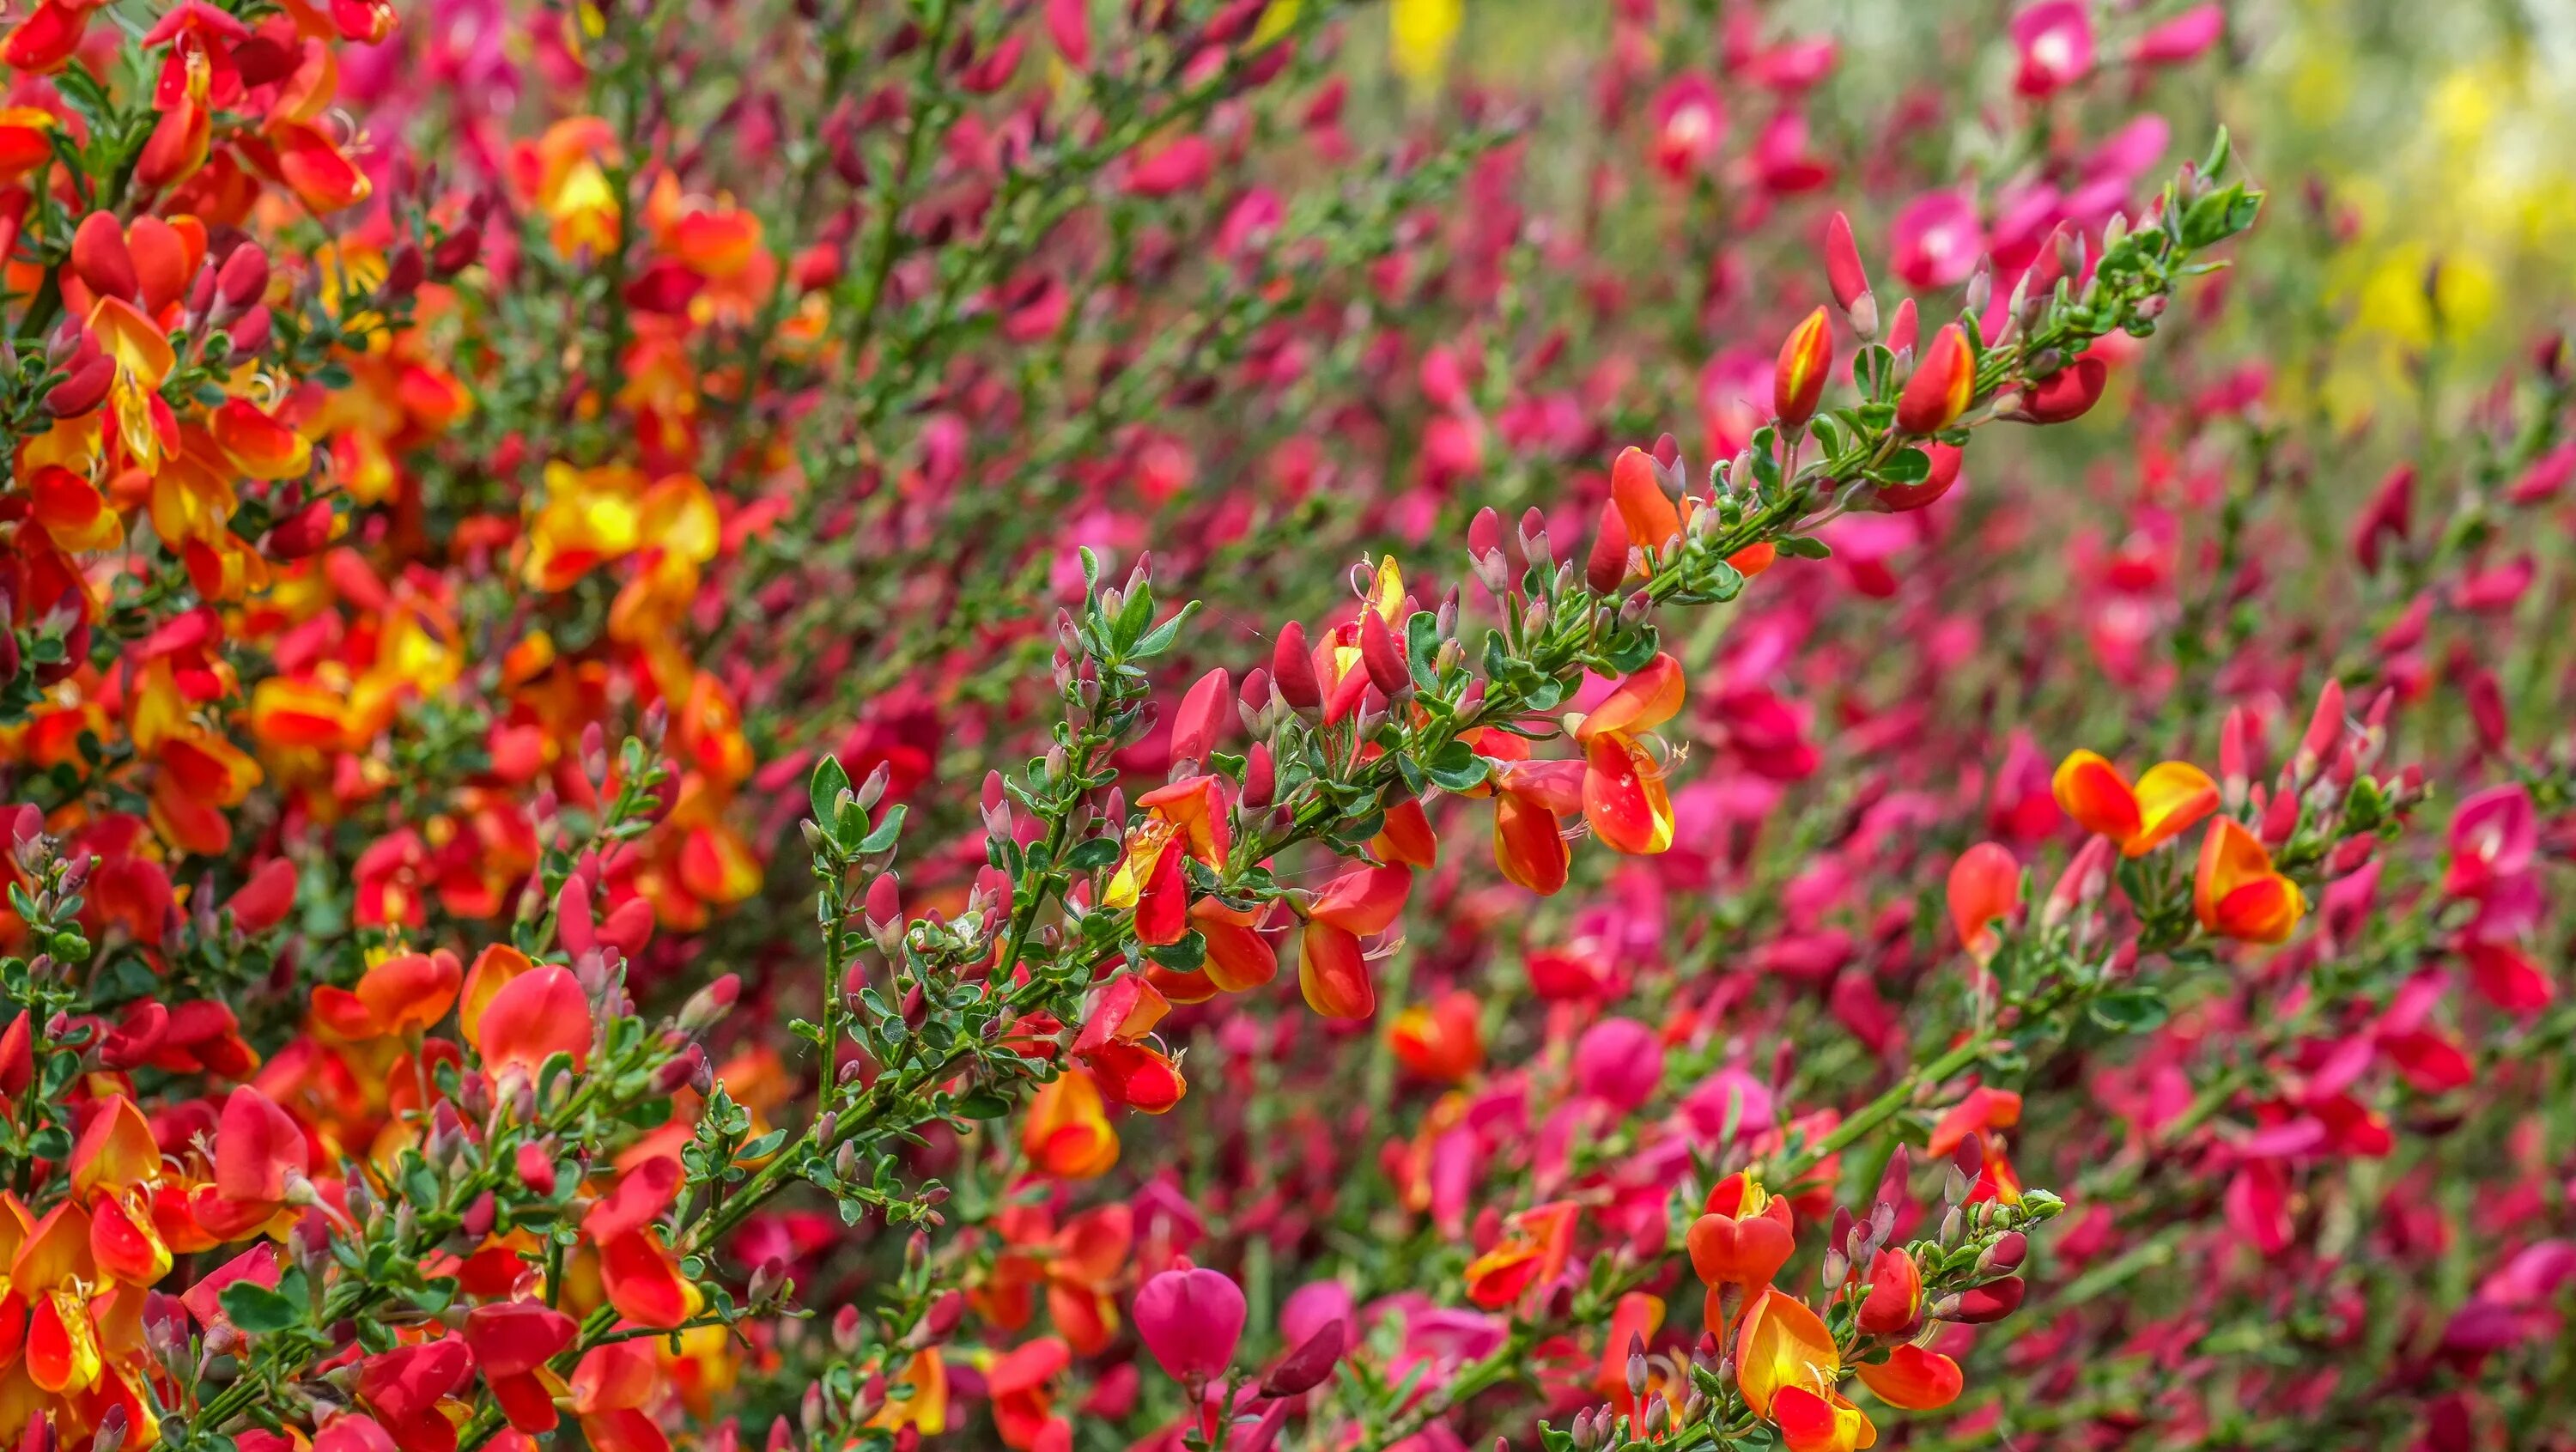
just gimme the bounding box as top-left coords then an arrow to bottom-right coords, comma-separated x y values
1272,620 -> 1321,713
1584,498 -> 1631,595
1773,306 -> 1832,427
1516,507 -> 1552,571
1236,667 -> 1273,737
217,242 -> 271,314
1897,324 -> 1976,434
2020,355 -> 2106,424
1258,1317 -> 1346,1397
1950,1275 -> 2026,1323
679,972 -> 741,1031
1242,742 -> 1276,810
1359,609 -> 1409,696
1884,296 -> 1919,361
1825,211 -> 1875,337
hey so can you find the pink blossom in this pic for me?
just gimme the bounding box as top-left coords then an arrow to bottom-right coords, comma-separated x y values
1133,1267 -> 1247,1384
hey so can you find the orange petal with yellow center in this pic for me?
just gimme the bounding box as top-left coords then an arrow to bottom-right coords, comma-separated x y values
1733,1288 -> 1839,1419
2127,761 -> 2220,856
1582,734 -> 1674,855
1577,653 -> 1686,743
2050,750 -> 2141,844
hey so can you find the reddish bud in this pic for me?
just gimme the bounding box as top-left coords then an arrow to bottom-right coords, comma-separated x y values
1825,211 -> 1874,335
1242,742 -> 1276,810
1585,498 -> 1631,595
1897,324 -> 1976,434
1170,667 -> 1230,766
1774,306 -> 1832,427
1951,1275 -> 2026,1324
216,243 -> 271,313
2020,356 -> 2106,423
1359,610 -> 1409,696
1272,621 -> 1321,711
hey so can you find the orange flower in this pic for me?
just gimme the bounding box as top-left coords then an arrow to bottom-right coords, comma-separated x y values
1854,1345 -> 1962,1411
1297,864 -> 1410,1019
1462,1200 -> 1577,1308
2050,750 -> 2219,856
2194,817 -> 2306,944
1735,1288 -> 1876,1452
1022,1067 -> 1118,1179
1688,1170 -> 1795,1298
1071,977 -> 1186,1114
1609,446 -> 1682,556
1388,990 -> 1483,1083
1103,775 -> 1229,947
1464,727 -> 1585,895
1574,653 -> 1684,855
1944,842 -> 2019,964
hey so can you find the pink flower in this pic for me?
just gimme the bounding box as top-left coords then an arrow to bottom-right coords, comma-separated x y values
1573,1018 -> 1663,1112
1889,190 -> 1984,290
1133,1267 -> 1247,1384
2011,2 -> 2093,97
2133,3 -> 2223,66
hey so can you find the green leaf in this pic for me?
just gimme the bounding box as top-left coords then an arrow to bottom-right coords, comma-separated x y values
220,1282 -> 301,1334
950,1091 -> 1013,1121
2089,988 -> 2169,1034
858,804 -> 907,855
1143,932 -> 1206,970
1773,536 -> 1832,560
1877,447 -> 1933,484
808,756 -> 852,841
1423,739 -> 1491,793
1063,837 -> 1121,872
1601,628 -> 1660,675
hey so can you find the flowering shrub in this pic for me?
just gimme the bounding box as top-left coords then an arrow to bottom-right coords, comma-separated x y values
0,2 -> 2566,1452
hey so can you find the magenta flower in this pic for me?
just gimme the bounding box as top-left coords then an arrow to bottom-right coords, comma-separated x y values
1133,1267 -> 1247,1384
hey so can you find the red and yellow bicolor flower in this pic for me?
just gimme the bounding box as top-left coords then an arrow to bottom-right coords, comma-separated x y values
2195,817 -> 2305,944
1462,1200 -> 1577,1309
1688,1170 -> 1796,1291
1296,863 -> 1411,1019
1462,727 -> 1586,895
1736,1288 -> 1876,1452
1574,653 -> 1685,855
1022,1066 -> 1118,1180
2050,750 -> 2218,856
1103,774 -> 1230,947
1069,975 -> 1186,1114
1307,556 -> 1412,724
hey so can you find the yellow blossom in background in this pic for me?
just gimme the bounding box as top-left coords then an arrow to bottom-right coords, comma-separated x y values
1391,0 -> 1462,88
2251,0 -> 2576,425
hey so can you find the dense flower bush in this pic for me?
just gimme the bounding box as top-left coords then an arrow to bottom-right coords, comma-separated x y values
0,1 -> 2567,1451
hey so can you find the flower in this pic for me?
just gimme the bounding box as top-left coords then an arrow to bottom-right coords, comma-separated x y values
2051,750 -> 2220,855
1132,1267 -> 1246,1384
1575,653 -> 1686,855
1735,1288 -> 1876,1452
1775,307 -> 1834,427
1945,841 -> 2020,963
1297,864 -> 1412,1019
1896,324 -> 1976,434
1023,1067 -> 1120,1178
1688,1171 -> 1796,1294
1463,1201 -> 1578,1309
2195,817 -> 2306,944
1855,1345 -> 1963,1410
